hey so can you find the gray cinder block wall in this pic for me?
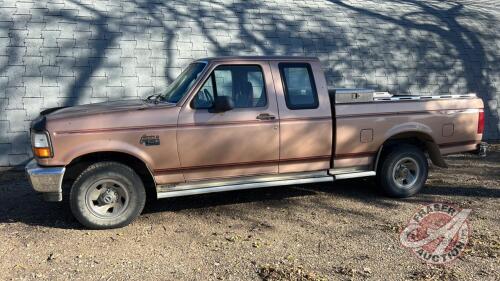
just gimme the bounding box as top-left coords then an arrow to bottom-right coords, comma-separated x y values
0,0 -> 499,166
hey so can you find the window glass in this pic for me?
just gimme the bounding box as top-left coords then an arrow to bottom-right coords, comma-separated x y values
279,63 -> 319,109
191,75 -> 214,109
161,63 -> 206,103
192,65 -> 267,109
214,69 -> 232,98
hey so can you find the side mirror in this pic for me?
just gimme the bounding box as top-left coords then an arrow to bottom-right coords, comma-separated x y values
209,96 -> 234,113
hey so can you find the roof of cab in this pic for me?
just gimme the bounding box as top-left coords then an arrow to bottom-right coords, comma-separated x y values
194,56 -> 319,63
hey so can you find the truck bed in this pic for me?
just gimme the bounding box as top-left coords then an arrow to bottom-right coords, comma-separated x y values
329,88 -> 483,170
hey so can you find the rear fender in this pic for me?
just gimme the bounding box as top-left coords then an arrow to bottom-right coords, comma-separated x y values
384,122 -> 433,140
377,123 -> 447,168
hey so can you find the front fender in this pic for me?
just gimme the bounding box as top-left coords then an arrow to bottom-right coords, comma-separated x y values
61,140 -> 155,170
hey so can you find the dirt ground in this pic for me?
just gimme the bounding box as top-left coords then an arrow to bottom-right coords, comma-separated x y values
0,146 -> 498,281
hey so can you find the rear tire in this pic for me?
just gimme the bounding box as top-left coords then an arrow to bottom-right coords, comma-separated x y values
70,162 -> 146,229
377,144 -> 428,198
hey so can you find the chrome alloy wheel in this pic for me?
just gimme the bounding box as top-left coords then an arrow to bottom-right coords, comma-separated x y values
392,157 -> 420,189
85,179 -> 129,218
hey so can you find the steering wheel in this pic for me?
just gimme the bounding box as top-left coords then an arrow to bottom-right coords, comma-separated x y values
201,88 -> 214,104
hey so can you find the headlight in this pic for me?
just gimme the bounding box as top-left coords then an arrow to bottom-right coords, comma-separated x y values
32,132 -> 53,158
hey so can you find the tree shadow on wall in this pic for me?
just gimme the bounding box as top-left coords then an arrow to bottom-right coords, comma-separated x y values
45,0 -> 500,135
327,0 -> 498,134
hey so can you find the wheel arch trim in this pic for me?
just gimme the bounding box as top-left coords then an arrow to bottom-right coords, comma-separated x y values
63,150 -> 157,189
375,130 -> 447,169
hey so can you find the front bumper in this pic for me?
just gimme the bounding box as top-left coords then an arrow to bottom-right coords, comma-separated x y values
25,159 -> 65,202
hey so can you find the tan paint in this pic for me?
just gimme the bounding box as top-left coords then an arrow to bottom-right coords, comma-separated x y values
41,104 -> 183,184
269,59 -> 333,173
34,56 -> 484,186
177,60 -> 280,182
334,99 -> 483,168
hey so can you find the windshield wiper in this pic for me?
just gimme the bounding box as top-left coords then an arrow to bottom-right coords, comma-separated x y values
145,94 -> 166,104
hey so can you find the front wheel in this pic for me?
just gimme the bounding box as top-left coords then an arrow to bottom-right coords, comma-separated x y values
70,162 -> 146,229
377,144 -> 428,198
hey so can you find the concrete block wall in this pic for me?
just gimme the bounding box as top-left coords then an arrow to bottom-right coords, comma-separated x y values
0,0 -> 499,166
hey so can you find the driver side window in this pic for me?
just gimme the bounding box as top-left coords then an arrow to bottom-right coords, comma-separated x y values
192,75 -> 214,109
191,65 -> 267,109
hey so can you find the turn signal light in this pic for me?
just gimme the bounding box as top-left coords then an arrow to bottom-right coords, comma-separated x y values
34,147 -> 52,158
32,132 -> 53,158
478,111 -> 484,134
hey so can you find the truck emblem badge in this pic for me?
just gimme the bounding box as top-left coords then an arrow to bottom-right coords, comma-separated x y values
140,135 -> 160,146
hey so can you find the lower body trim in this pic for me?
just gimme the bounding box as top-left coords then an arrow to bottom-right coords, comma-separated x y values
156,169 -> 377,199
332,171 -> 376,180
157,175 -> 333,199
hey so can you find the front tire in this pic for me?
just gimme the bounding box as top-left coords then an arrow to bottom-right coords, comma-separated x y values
70,162 -> 146,229
377,144 -> 428,198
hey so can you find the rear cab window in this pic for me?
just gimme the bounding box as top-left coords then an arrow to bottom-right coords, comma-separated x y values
278,63 -> 319,110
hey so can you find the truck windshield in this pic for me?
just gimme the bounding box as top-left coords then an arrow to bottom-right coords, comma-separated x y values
161,62 -> 206,103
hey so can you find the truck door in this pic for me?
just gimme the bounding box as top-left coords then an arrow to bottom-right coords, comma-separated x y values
177,61 -> 280,181
269,60 -> 333,173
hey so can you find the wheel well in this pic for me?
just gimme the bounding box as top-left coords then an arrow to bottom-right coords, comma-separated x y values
376,132 -> 447,169
384,132 -> 431,150
62,152 -> 156,198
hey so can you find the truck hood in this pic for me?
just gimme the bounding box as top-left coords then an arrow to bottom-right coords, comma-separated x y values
45,99 -> 174,120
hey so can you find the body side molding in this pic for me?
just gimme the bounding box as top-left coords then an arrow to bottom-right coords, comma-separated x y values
156,169 -> 377,199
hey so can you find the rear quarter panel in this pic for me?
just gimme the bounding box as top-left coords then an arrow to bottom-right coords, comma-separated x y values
334,97 -> 483,168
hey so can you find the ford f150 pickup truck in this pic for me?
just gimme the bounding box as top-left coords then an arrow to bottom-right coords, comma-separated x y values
26,56 -> 486,229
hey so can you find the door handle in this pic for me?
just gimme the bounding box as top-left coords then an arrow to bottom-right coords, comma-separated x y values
256,113 -> 276,120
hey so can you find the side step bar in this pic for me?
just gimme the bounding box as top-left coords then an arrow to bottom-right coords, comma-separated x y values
332,171 -> 376,180
157,176 -> 333,199
156,170 -> 376,199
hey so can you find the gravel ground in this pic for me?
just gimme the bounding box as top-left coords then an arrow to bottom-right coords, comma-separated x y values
0,146 -> 498,281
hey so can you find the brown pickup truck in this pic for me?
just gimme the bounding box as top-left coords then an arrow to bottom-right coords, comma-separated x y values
26,56 -> 486,229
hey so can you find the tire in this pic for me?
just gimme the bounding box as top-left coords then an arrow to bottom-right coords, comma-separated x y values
69,162 -> 146,229
377,144 -> 428,198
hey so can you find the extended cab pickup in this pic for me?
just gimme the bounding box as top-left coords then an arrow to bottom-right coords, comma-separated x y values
26,56 -> 486,229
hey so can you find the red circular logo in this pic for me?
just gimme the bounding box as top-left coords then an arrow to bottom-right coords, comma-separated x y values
400,203 -> 471,264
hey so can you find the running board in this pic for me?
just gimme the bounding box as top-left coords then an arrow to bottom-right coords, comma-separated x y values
332,171 -> 376,180
156,170 -> 376,199
157,176 -> 333,199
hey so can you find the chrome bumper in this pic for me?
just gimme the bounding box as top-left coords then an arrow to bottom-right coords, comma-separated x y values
25,159 -> 65,202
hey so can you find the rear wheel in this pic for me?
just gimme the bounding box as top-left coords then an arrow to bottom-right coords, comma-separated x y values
377,144 -> 428,197
70,162 -> 146,229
